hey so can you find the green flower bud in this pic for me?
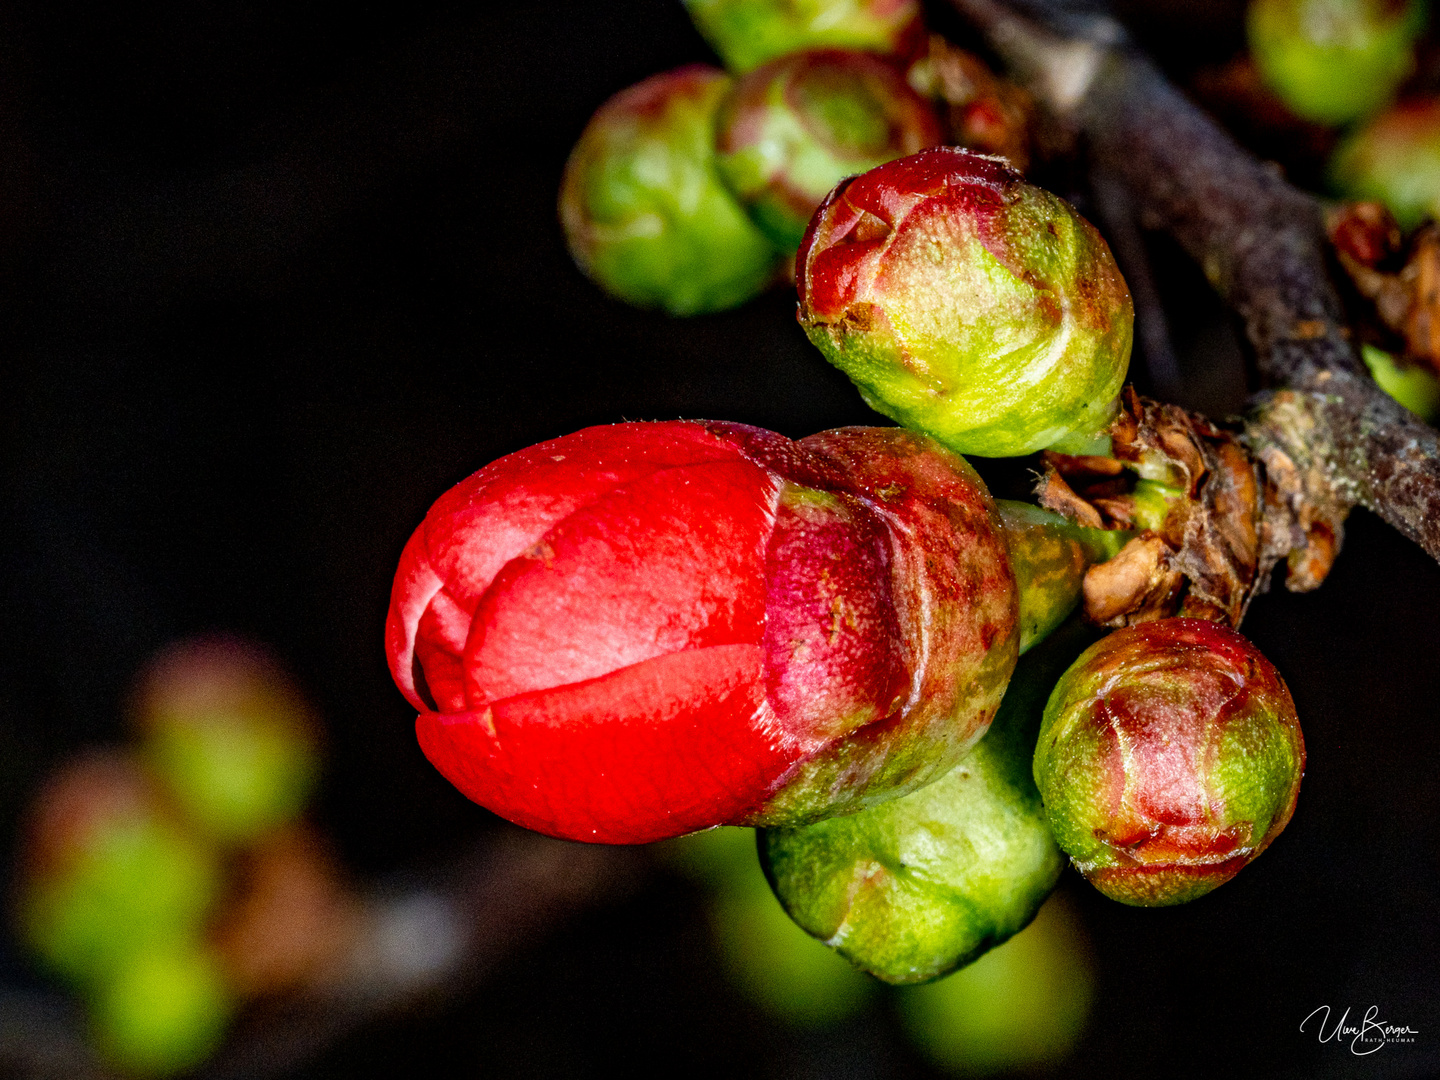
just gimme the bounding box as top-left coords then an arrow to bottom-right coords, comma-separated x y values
1361,341 -> 1440,419
759,620 -> 1099,984
91,946 -> 234,1077
715,49 -> 942,253
18,754 -> 222,986
682,0 -> 924,74
559,65 -> 780,315
1035,619 -> 1305,907
1332,98 -> 1440,230
1247,0 -> 1425,126
996,500 -> 1129,655
796,148 -> 1133,458
134,636 -> 320,845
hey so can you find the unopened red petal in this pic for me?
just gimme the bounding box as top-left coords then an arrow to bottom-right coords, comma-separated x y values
415,643 -> 794,843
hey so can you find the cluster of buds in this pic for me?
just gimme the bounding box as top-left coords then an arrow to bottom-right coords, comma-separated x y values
16,639 -> 346,1076
562,0 -> 1052,313
405,14 -> 1314,994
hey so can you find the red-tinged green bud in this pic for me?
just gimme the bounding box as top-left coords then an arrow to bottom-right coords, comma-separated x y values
797,148 -> 1133,458
996,500 -> 1129,655
682,0 -> 924,74
133,636 -> 320,845
18,754 -> 222,986
386,420 -> 1016,844
760,619 -> 1098,984
90,946 -> 234,1077
559,65 -> 780,315
1332,98 -> 1440,230
1248,0 -> 1425,126
1361,341 -> 1440,419
1034,618 -> 1305,906
715,49 -> 943,253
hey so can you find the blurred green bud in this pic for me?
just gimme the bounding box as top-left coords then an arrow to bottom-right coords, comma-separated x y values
1035,619 -> 1305,907
654,823 -> 761,889
759,621 -> 1100,984
663,827 -> 874,1027
797,148 -> 1133,457
1332,98 -> 1440,230
135,636 -> 320,845
894,893 -> 1094,1075
1247,0 -> 1425,126
682,0 -> 924,74
19,754 -> 222,986
715,49 -> 942,252
1361,341 -> 1440,419
91,946 -> 233,1076
559,65 -> 781,315
996,500 -> 1129,655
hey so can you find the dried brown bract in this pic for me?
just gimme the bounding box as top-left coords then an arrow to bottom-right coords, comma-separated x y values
1038,388 -> 1345,630
1328,201 -> 1440,373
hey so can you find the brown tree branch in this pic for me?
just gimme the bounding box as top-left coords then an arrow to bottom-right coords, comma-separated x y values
947,0 -> 1440,565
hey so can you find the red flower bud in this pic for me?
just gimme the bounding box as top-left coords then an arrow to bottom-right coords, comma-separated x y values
387,421 -> 1017,843
1033,618 -> 1305,906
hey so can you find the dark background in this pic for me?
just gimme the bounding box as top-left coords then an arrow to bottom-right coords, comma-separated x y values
0,0 -> 1437,1076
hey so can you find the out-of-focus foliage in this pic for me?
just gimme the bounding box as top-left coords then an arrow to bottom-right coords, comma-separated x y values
134,636 -> 320,845
658,826 -> 874,1027
894,892 -> 1094,1074
1248,0 -> 1426,125
19,755 -> 222,988
15,636 -> 335,1075
89,947 -> 234,1076
1332,98 -> 1440,229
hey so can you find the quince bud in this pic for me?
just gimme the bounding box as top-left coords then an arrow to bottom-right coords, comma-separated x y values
559,65 -> 779,315
715,49 -> 943,253
759,619 -> 1095,984
386,421 -> 1016,844
797,148 -> 1133,457
133,636 -> 320,846
682,0 -> 925,74
1332,97 -> 1440,230
1034,618 -> 1304,906
1248,0 -> 1425,126
17,753 -> 222,986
